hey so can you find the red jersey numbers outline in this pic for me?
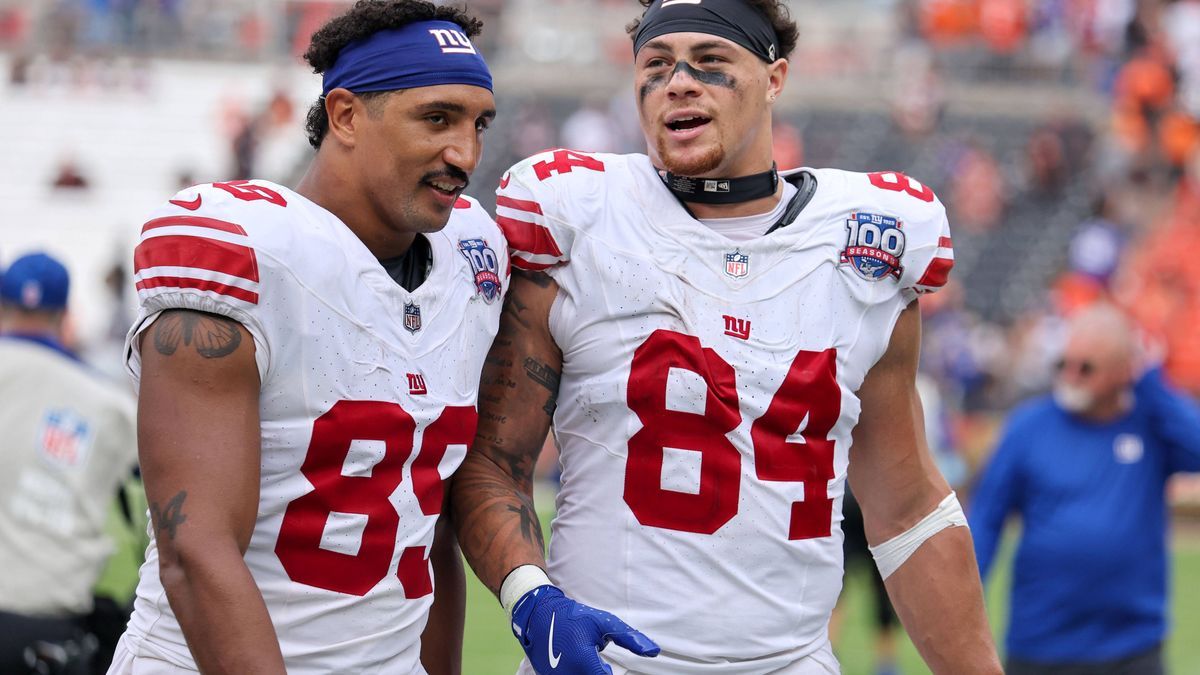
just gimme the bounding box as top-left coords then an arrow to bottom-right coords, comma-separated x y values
750,348 -> 839,539
867,171 -> 935,203
625,331 -> 742,534
623,329 -> 840,540
532,150 -> 605,181
275,401 -> 476,597
213,180 -> 288,207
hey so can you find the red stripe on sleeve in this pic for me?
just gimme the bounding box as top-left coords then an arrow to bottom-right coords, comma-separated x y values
136,277 -> 259,305
142,215 -> 248,236
134,235 -> 259,282
938,236 -> 953,249
917,256 -> 954,288
496,216 -> 563,258
496,195 -> 544,216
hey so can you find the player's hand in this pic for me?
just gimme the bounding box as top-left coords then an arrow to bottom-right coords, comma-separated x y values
511,585 -> 660,674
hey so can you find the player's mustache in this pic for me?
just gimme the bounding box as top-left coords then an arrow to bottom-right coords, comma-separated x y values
421,166 -> 471,191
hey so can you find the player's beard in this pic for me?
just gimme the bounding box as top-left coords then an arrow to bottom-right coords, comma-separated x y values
656,134 -> 724,177
398,194 -> 451,233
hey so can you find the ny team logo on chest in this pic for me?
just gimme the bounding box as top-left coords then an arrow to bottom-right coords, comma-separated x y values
841,212 -> 906,281
458,238 -> 502,303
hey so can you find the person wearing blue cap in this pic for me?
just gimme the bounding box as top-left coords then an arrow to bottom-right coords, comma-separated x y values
108,2 -> 504,674
0,252 -> 138,674
451,0 -> 1002,673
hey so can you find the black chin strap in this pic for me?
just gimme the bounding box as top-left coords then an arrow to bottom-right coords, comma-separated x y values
663,164 -> 779,205
765,170 -> 818,234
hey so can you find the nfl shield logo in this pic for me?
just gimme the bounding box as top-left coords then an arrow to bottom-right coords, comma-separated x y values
724,251 -> 750,278
38,408 -> 92,468
404,302 -> 422,334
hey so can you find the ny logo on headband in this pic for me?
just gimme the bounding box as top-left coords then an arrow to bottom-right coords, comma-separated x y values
429,28 -> 477,55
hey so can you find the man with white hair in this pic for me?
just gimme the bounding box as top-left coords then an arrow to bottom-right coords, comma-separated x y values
970,302 -> 1200,675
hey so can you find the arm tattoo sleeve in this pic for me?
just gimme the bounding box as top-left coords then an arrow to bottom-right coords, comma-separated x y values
524,358 -> 561,416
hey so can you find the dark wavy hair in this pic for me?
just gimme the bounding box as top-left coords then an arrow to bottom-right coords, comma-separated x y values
625,0 -> 799,61
302,0 -> 483,149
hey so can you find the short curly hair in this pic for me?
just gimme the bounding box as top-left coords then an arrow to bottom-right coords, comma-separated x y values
302,0 -> 483,149
626,0 -> 799,61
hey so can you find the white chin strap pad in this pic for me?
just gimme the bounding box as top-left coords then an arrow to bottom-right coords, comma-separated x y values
868,491 -> 968,580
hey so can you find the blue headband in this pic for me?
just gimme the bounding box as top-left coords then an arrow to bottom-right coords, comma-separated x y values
322,20 -> 492,96
633,0 -> 781,63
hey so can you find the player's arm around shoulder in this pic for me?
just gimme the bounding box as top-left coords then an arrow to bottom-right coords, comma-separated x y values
137,308 -> 282,673
848,302 -> 1002,674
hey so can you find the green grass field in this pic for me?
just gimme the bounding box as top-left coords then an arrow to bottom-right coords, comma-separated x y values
98,489 -> 1200,674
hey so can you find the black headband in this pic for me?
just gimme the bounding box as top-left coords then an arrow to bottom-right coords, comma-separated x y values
633,0 -> 781,64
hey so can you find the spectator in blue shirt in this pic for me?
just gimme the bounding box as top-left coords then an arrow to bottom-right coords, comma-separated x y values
969,303 -> 1200,675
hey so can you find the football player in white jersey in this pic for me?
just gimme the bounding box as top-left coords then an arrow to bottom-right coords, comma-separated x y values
109,2 -> 504,674
451,0 -> 1004,673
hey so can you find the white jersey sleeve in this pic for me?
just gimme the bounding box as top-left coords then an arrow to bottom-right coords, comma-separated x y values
127,180 -> 288,382
841,170 -> 955,300
495,149 -> 612,271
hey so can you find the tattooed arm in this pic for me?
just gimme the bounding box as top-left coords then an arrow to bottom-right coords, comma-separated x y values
137,309 -> 285,674
451,269 -> 559,596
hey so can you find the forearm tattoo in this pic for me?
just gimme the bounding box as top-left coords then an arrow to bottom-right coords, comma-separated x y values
507,502 -> 547,551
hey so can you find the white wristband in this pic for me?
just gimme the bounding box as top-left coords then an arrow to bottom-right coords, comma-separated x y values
868,491 -> 968,580
500,564 -> 552,617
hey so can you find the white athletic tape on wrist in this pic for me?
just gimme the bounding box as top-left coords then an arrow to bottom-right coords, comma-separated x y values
500,564 -> 552,617
868,492 -> 967,580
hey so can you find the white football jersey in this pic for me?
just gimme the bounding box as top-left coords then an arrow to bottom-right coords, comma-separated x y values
120,180 -> 507,674
497,151 -> 953,674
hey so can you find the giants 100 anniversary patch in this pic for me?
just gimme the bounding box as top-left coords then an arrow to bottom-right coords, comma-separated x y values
458,238 -> 502,303
842,212 -> 905,281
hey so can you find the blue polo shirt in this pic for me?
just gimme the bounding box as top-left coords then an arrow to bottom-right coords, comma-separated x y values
969,369 -> 1200,663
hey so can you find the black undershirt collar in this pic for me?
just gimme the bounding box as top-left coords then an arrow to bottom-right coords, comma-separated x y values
379,234 -> 432,292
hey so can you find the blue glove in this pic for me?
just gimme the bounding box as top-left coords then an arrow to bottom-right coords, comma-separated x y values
511,585 -> 660,674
